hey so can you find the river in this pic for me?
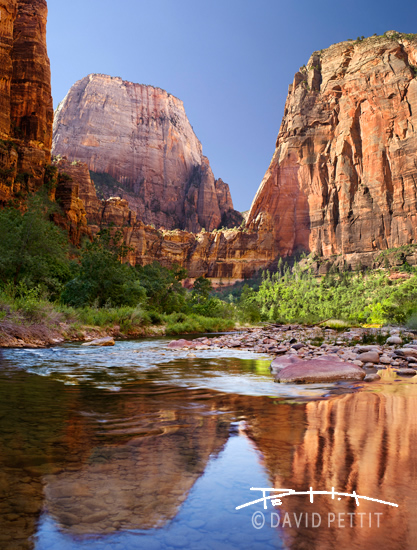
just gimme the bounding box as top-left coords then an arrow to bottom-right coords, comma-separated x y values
0,336 -> 415,549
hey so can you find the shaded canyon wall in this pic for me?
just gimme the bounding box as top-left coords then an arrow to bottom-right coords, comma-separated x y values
54,159 -> 278,282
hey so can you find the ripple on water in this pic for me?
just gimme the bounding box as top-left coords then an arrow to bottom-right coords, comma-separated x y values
2,338 -> 342,399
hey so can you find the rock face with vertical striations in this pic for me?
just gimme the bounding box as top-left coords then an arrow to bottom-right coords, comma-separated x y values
52,74 -> 241,232
0,0 -> 53,203
0,0 -> 16,140
247,32 -> 417,259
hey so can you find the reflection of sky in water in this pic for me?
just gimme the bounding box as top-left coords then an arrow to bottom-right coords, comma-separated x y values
34,435 -> 283,550
3,339 -> 337,398
1,341 -> 415,550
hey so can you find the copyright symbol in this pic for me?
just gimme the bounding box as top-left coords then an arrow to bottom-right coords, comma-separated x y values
252,511 -> 265,529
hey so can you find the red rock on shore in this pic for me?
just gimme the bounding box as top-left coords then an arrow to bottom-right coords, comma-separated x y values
274,358 -> 366,383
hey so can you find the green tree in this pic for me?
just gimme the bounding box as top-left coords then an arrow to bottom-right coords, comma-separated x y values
62,228 -> 145,307
191,276 -> 213,303
0,192 -> 71,297
135,262 -> 187,314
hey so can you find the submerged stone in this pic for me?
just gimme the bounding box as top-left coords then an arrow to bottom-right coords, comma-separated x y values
82,337 -> 115,347
168,339 -> 194,349
275,358 -> 365,384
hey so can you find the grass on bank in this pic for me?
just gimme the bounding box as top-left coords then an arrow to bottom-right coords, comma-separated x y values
0,284 -> 235,338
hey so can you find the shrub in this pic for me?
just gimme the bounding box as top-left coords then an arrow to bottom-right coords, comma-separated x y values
164,313 -> 234,334
241,260 -> 417,326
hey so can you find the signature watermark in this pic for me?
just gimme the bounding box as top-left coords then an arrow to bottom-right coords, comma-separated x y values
251,511 -> 385,530
236,487 -> 398,530
236,486 -> 398,510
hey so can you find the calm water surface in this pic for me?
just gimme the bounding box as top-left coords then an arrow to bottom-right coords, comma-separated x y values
0,337 -> 416,549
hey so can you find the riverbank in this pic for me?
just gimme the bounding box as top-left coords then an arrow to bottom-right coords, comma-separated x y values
0,312 -> 235,348
165,324 -> 417,381
0,319 -> 165,348
2,309 -> 417,376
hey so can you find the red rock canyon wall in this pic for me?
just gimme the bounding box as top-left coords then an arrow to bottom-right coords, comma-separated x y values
248,32 -> 417,258
52,74 -> 242,232
0,0 -> 53,202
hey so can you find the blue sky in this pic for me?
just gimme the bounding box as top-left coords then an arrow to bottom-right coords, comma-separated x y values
47,0 -> 417,212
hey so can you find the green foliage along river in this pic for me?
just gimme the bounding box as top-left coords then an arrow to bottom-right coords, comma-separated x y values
2,190 -> 417,343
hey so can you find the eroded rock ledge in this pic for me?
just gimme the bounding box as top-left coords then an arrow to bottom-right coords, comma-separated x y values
53,158 -> 278,281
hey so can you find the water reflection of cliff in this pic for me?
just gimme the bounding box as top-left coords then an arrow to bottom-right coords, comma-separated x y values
44,386 -> 233,535
247,383 -> 417,550
1,361 -> 417,548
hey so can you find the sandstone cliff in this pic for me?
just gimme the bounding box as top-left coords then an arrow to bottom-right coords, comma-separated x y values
248,32 -> 417,258
0,0 -> 53,203
52,74 -> 242,232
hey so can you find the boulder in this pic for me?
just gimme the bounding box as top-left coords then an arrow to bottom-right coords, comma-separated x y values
386,336 -> 402,345
270,356 -> 301,375
291,343 -> 305,350
364,373 -> 381,382
395,368 -> 417,376
356,351 -> 380,364
395,348 -> 417,358
355,346 -> 382,354
275,358 -> 365,384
